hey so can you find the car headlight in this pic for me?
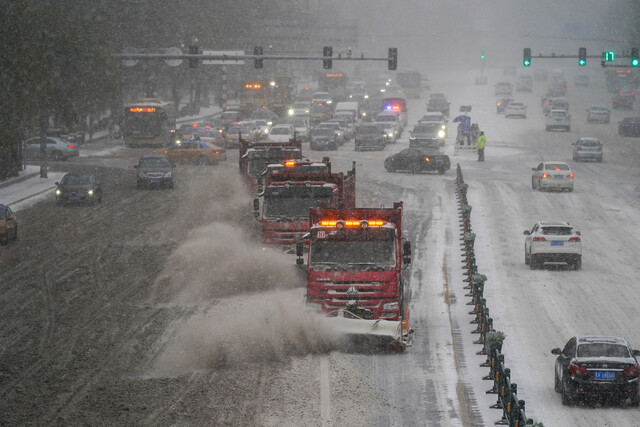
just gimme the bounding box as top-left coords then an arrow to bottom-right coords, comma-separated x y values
438,130 -> 445,138
138,172 -> 147,178
288,109 -> 294,116
441,124 -> 446,130
87,190 -> 94,196
55,189 -> 61,195
164,171 -> 172,178
267,121 -> 273,126
388,132 -> 394,137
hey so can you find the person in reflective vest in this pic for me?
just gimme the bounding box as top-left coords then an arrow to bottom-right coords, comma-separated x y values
477,131 -> 486,161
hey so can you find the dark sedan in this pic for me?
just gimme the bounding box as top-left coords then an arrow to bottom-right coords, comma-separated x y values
384,147 -> 450,174
55,173 -> 102,205
619,117 -> 640,137
354,123 -> 385,151
552,336 -> 640,406
409,123 -> 445,148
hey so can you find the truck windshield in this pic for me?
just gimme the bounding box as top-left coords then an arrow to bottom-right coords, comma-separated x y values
310,229 -> 396,267
264,196 -> 331,219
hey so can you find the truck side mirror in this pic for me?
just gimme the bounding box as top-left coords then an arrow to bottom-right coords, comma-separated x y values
296,242 -> 304,258
403,239 -> 411,256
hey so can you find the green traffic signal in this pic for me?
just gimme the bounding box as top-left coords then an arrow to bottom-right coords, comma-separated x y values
632,48 -> 639,67
578,47 -> 586,66
523,48 -> 531,67
605,51 -> 615,62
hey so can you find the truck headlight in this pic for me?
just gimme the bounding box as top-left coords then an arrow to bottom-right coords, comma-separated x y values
306,302 -> 324,313
383,302 -> 399,310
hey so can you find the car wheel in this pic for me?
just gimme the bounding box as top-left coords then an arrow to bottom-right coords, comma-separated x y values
437,167 -> 446,175
531,178 -> 537,190
561,380 -> 574,406
530,254 -> 538,270
525,249 -> 530,265
554,368 -> 562,393
574,256 -> 582,270
0,233 -> 8,245
197,156 -> 209,166
545,126 -> 550,131
51,151 -> 63,161
411,163 -> 421,174
568,187 -> 574,193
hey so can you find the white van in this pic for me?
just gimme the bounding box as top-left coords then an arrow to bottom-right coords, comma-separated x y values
334,101 -> 359,121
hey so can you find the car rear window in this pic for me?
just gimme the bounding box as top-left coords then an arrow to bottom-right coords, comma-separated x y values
545,163 -> 569,171
578,140 -> 600,147
577,343 -> 630,358
540,227 -> 573,235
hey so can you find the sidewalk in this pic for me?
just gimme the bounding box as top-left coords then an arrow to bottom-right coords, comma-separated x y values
0,105 -> 222,212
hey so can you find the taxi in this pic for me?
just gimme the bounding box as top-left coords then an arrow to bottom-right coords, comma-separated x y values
155,139 -> 226,165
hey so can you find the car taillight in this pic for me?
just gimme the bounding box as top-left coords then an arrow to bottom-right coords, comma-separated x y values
542,173 -> 549,179
67,145 -> 76,149
622,365 -> 639,377
424,157 -> 431,162
568,173 -> 574,178
533,236 -> 546,241
568,236 -> 580,242
569,363 -> 589,376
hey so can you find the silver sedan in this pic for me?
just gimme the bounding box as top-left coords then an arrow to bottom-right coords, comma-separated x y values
24,137 -> 80,161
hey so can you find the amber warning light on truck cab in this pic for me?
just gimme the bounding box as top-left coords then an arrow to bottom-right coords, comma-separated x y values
319,219 -> 386,228
129,107 -> 156,113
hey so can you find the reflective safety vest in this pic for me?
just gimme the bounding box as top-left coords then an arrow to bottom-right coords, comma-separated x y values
477,134 -> 486,149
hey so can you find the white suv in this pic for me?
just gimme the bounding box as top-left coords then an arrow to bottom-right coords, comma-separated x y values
523,221 -> 582,270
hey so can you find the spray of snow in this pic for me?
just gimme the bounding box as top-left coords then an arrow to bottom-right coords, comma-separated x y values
153,222 -> 302,304
150,291 -> 342,376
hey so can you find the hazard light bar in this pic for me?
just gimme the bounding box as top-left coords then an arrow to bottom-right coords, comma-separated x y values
319,219 -> 387,228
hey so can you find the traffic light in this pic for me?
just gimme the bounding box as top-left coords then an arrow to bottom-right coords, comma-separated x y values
323,46 -> 332,69
254,46 -> 263,69
480,52 -> 485,60
605,51 -> 615,62
631,47 -> 639,67
388,47 -> 398,70
188,43 -> 199,68
523,48 -> 531,67
578,47 -> 587,66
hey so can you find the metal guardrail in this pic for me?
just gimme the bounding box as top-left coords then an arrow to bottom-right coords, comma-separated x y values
455,164 -> 541,427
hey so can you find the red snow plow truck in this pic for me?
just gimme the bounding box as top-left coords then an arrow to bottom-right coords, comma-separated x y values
296,202 -> 414,350
253,158 -> 356,248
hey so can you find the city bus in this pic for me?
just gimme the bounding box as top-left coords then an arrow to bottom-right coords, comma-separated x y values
319,72 -> 348,102
396,71 -> 422,98
123,99 -> 176,147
